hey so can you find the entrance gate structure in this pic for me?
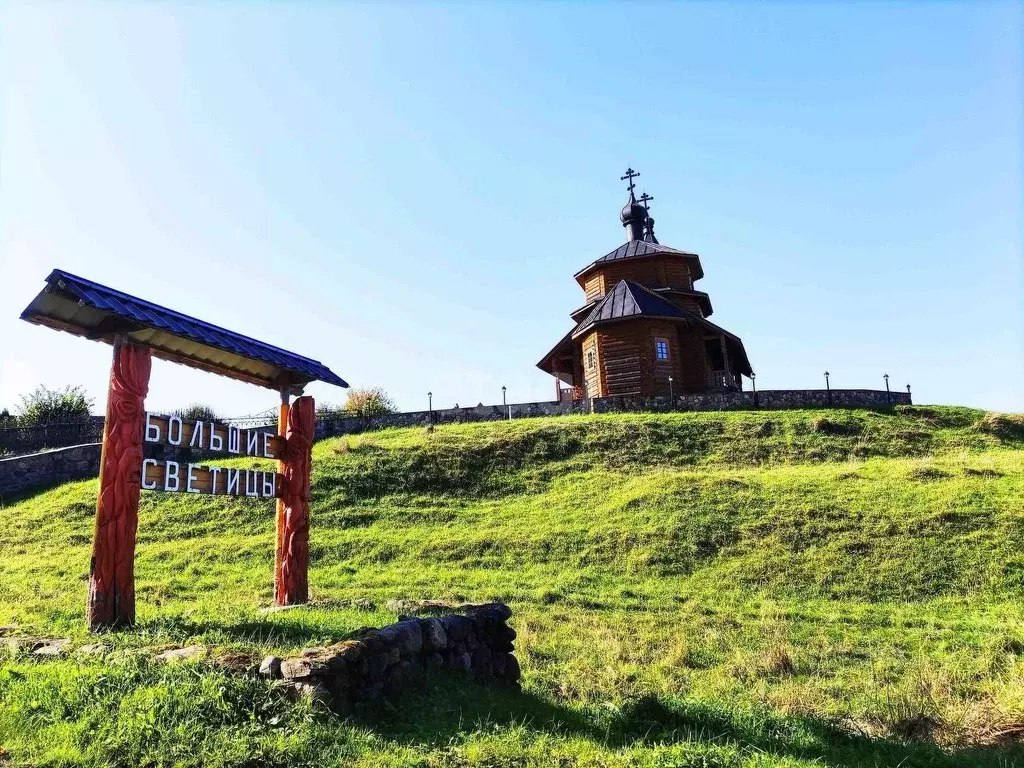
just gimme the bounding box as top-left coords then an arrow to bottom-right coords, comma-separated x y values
20,269 -> 348,630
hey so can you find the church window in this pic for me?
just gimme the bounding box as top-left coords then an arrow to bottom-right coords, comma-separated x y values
655,338 -> 670,360
587,350 -> 595,370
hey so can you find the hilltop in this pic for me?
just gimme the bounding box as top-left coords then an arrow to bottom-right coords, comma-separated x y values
1,405 -> 1023,767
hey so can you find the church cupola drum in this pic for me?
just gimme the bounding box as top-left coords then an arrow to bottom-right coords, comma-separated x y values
537,169 -> 753,401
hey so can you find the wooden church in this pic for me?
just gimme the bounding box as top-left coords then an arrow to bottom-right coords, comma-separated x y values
538,169 -> 752,400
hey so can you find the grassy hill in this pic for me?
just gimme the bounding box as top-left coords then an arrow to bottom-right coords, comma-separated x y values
1,405 -> 1023,767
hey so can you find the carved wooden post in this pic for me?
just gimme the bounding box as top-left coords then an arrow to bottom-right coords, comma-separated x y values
87,338 -> 151,630
273,390 -> 290,603
275,395 -> 313,605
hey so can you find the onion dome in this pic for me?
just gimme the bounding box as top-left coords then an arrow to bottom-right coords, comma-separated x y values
620,191 -> 647,225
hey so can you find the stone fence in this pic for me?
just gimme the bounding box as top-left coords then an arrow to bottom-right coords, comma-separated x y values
262,603 -> 519,712
0,389 -> 910,498
0,443 -> 102,499
593,388 -> 912,414
319,388 -> 910,437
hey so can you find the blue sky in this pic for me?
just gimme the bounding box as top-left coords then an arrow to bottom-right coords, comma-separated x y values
1,1 -> 1021,416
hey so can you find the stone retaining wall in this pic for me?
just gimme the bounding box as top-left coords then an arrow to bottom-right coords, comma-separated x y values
263,603 -> 519,711
0,389 -> 911,496
594,389 -> 912,414
0,443 -> 102,499
318,400 -> 584,438
319,388 -> 910,435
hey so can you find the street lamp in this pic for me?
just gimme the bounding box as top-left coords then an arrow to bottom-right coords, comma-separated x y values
883,373 -> 890,404
502,386 -> 506,408
428,391 -> 433,424
824,371 -> 831,405
668,376 -> 674,405
906,383 -> 912,399
751,372 -> 757,408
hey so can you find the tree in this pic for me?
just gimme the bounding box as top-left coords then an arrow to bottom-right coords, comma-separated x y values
343,387 -> 397,417
175,403 -> 221,423
17,385 -> 94,426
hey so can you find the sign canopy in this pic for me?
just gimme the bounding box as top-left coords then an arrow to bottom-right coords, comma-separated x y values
20,269 -> 348,394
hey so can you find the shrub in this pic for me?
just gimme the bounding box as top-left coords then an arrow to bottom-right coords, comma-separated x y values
175,403 -> 221,423
316,402 -> 346,420
343,387 -> 398,417
17,385 -> 94,426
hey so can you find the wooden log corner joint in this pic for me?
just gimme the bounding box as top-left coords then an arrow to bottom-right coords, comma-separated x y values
19,269 -> 348,631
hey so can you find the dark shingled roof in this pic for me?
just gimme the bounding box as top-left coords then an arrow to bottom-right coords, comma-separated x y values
574,239 -> 704,282
567,279 -> 752,375
572,279 -> 689,337
20,269 -> 348,393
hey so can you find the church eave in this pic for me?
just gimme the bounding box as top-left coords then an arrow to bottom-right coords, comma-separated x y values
573,251 -> 705,286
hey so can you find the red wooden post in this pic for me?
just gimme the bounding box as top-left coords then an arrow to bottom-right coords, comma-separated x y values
275,395 -> 314,605
273,391 -> 290,603
87,338 -> 151,630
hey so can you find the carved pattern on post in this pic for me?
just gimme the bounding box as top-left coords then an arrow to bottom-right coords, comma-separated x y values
277,395 -> 314,605
87,341 -> 151,629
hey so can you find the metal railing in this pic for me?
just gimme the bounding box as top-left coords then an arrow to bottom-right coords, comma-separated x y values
0,420 -> 105,457
706,370 -> 738,390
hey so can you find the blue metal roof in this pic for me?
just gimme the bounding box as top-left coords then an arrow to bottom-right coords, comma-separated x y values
20,269 -> 348,392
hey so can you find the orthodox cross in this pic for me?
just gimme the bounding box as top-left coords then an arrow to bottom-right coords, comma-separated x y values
620,167 -> 640,193
638,191 -> 654,212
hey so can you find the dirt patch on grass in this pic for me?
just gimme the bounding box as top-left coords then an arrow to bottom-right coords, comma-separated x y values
810,417 -> 861,436
964,467 -> 1003,478
908,466 -> 951,481
975,412 -> 1024,441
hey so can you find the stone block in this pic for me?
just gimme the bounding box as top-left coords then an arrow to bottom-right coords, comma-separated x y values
421,618 -> 448,651
504,653 -> 521,685
281,656 -> 330,680
376,619 -> 422,655
154,645 -> 206,663
259,656 -> 282,679
442,615 -> 473,642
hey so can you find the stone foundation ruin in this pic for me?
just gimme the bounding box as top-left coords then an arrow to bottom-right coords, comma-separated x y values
261,603 -> 519,709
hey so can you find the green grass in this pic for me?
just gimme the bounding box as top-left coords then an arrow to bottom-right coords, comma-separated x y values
1,405 -> 1023,766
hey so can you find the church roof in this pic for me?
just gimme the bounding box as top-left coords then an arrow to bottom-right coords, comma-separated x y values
572,279 -> 687,337
574,240 -> 704,283
570,279 -> 752,374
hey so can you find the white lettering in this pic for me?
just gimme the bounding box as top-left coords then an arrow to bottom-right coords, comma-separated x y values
226,468 -> 240,496
209,426 -> 223,452
244,470 -> 259,497
210,467 -> 222,495
189,421 -> 205,448
164,461 -> 180,492
228,427 -> 240,454
168,416 -> 183,446
145,413 -> 161,443
246,430 -> 259,456
262,432 -> 273,458
141,458 -> 158,490
186,463 -> 201,493
262,472 -> 276,498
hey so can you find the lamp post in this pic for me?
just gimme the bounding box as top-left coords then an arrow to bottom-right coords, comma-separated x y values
428,391 -> 433,424
824,371 -> 831,405
668,376 -> 674,408
502,385 -> 509,420
906,383 -> 912,401
502,386 -> 506,408
751,372 -> 757,408
883,373 -> 890,405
